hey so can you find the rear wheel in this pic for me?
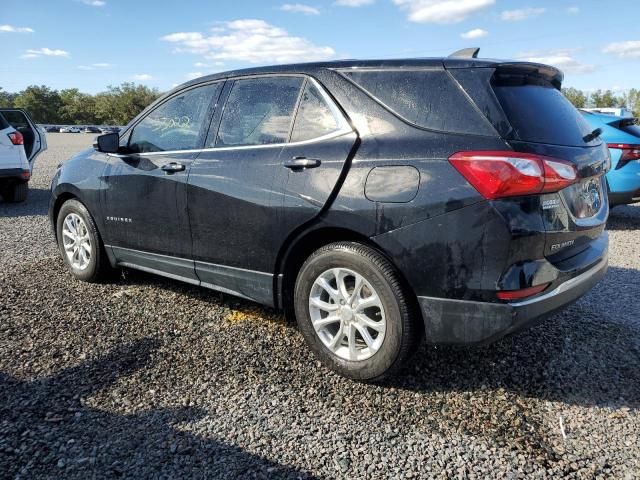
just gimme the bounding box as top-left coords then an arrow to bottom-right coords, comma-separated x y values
56,199 -> 112,282
1,182 -> 28,203
294,242 -> 420,381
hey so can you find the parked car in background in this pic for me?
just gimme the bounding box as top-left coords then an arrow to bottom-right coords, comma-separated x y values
60,126 -> 81,133
45,126 -> 60,133
582,107 -> 633,118
581,110 -> 640,205
0,109 -> 47,202
84,126 -> 102,134
49,54 -> 610,380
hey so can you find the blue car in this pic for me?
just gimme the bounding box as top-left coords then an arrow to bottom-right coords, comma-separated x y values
581,110 -> 640,205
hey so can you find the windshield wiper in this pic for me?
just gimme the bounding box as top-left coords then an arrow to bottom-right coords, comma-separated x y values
583,127 -> 602,143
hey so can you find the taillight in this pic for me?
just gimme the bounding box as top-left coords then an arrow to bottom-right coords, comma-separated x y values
496,283 -> 549,301
449,151 -> 578,200
7,131 -> 24,145
607,143 -> 640,170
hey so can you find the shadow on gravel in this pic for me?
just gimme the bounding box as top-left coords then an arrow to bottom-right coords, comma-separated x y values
391,265 -> 640,409
0,187 -> 50,217
0,339 -> 315,479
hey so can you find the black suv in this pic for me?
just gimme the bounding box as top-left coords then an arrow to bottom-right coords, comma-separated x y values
49,53 -> 610,380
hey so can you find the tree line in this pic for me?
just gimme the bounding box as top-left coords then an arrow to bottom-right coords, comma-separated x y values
1,83 -> 639,127
562,87 -> 640,116
0,83 -> 161,126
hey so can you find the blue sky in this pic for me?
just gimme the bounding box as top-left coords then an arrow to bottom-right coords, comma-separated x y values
2,0 -> 640,94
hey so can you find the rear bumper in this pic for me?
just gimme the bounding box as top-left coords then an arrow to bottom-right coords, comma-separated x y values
418,247 -> 608,344
0,168 -> 29,182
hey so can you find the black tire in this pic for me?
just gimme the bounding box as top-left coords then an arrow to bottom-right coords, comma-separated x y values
2,182 -> 28,203
56,199 -> 112,282
294,241 -> 420,381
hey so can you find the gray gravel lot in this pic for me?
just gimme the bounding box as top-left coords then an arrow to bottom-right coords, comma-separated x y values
1,133 -> 639,479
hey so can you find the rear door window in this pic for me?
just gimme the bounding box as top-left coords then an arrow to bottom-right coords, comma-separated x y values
291,81 -> 340,142
339,69 -> 496,136
214,76 -> 303,147
492,76 -> 596,147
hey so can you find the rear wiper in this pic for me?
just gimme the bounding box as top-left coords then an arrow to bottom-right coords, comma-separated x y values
583,127 -> 602,143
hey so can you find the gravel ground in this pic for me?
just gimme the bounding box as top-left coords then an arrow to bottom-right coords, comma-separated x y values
1,133 -> 639,479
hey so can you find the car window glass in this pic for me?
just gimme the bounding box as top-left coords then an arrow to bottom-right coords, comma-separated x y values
129,83 -> 221,153
291,82 -> 340,142
214,77 -> 303,147
341,69 -> 495,136
1,110 -> 30,129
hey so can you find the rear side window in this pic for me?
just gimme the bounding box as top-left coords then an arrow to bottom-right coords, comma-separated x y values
0,113 -> 9,130
340,69 -> 495,136
214,77 -> 303,147
492,76 -> 595,147
291,82 -> 340,142
129,82 -> 221,153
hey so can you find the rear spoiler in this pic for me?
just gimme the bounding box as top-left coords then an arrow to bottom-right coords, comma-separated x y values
492,62 -> 564,90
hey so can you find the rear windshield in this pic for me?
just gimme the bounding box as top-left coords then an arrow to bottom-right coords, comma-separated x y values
0,112 -> 9,130
492,75 -> 596,147
340,69 -> 496,136
618,120 -> 640,138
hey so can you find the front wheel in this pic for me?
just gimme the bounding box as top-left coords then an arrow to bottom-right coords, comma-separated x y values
56,199 -> 112,282
294,242 -> 420,381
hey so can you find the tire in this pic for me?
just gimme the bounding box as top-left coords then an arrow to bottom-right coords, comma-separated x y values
294,241 -> 420,381
56,199 -> 112,282
2,182 -> 28,203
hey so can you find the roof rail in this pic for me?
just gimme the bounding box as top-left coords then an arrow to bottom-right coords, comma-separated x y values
448,47 -> 480,59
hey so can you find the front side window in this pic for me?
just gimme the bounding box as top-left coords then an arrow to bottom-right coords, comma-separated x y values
129,82 -> 221,153
291,82 -> 340,142
214,77 -> 303,147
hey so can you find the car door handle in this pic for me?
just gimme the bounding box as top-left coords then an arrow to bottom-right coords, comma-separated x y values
283,156 -> 321,171
161,162 -> 186,174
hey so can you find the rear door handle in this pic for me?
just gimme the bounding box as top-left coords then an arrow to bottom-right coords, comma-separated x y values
283,156 -> 321,171
161,162 -> 186,174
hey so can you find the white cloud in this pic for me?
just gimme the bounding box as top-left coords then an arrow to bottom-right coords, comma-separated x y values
461,28 -> 487,39
602,41 -> 640,59
185,72 -> 204,80
0,24 -> 34,33
501,7 -> 546,21
194,61 -> 224,68
280,3 -> 320,14
392,0 -> 495,24
518,50 -> 595,75
334,0 -> 374,5
79,0 -> 106,6
566,6 -> 579,14
21,48 -> 70,59
133,74 -> 153,81
161,19 -> 335,64
77,62 -> 112,70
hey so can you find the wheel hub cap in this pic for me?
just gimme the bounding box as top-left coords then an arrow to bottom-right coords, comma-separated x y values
61,213 -> 92,271
308,267 -> 386,362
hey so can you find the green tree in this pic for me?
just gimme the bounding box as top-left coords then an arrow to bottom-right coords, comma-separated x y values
0,87 -> 16,108
621,88 -> 640,118
59,88 -> 97,125
589,89 -> 622,108
562,87 -> 588,108
13,85 -> 62,123
94,83 -> 160,125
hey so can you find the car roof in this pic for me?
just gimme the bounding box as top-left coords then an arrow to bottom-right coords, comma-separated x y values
173,57 -> 563,92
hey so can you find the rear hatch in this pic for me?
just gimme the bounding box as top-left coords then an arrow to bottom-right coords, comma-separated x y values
450,63 -> 610,261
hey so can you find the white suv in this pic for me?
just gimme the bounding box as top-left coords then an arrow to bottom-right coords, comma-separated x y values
0,109 -> 47,202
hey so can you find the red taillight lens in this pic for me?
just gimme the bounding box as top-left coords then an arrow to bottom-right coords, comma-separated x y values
449,151 -> 578,200
608,143 -> 640,169
496,283 -> 549,301
7,131 -> 24,145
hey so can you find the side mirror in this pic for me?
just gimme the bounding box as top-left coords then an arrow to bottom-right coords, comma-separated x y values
94,132 -> 120,153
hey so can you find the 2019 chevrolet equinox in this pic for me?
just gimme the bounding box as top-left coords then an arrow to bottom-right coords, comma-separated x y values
49,52 -> 610,380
